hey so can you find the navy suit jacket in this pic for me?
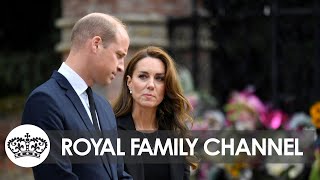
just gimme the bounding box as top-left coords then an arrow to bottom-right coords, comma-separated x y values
22,71 -> 132,180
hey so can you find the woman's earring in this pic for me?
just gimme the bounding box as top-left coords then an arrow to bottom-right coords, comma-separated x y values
129,89 -> 132,94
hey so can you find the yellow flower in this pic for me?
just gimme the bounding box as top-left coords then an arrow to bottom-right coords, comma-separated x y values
312,118 -> 320,129
224,162 -> 249,178
310,102 -> 320,128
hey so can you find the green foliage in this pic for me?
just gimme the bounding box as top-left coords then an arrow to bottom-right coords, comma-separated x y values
0,95 -> 25,116
0,51 -> 60,97
0,50 -> 60,116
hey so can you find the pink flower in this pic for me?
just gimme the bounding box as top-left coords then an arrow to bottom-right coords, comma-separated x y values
262,109 -> 288,129
225,87 -> 267,127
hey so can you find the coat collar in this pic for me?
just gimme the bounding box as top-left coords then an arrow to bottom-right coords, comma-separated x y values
117,114 -> 136,130
51,70 -> 72,90
51,71 -> 96,131
117,113 -> 189,180
117,113 -> 167,131
51,71 -> 114,178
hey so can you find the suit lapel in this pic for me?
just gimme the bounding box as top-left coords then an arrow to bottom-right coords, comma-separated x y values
65,90 -> 114,179
65,89 -> 96,132
53,71 -> 96,132
117,114 -> 136,130
117,115 -> 145,179
52,71 -> 113,179
94,96 -> 117,179
94,97 -> 113,131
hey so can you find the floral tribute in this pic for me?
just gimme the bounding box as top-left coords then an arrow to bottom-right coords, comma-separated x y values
310,102 -> 320,129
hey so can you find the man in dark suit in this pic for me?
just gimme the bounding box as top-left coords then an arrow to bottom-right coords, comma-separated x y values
21,12 -> 132,180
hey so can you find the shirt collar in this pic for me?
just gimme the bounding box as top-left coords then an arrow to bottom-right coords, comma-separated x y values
58,62 -> 88,95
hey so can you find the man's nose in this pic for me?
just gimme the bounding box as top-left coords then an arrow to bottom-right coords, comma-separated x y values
117,59 -> 124,72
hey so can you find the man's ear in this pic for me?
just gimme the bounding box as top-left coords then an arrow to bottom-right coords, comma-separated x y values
91,36 -> 102,52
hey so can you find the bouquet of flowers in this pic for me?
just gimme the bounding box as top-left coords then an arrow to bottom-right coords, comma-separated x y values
309,101 -> 320,180
224,86 -> 288,130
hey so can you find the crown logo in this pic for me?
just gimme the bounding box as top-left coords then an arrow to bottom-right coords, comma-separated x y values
7,133 -> 48,158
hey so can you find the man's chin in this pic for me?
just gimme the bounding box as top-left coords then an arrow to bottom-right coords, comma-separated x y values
105,79 -> 112,85
103,82 -> 111,86
97,80 -> 110,86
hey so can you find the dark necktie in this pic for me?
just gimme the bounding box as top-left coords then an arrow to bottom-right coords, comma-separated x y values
86,87 -> 100,131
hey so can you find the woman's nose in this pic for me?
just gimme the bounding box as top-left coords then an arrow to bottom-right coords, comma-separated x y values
147,78 -> 155,90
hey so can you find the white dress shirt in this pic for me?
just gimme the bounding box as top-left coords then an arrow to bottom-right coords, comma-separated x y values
58,62 -> 100,128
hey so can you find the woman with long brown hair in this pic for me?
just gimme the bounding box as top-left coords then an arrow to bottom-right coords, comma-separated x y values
113,46 -> 194,180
